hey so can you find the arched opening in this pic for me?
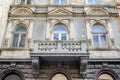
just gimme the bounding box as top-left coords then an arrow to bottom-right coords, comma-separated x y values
52,24 -> 68,40
3,74 -> 22,80
92,24 -> 108,48
12,24 -> 27,48
98,73 -> 115,80
1,70 -> 25,80
51,73 -> 68,80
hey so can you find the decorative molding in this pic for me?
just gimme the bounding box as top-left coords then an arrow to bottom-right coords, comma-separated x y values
2,38 -> 9,48
48,8 -> 72,16
79,57 -> 89,77
11,7 -> 33,16
0,68 -> 25,80
87,8 -> 108,15
110,38 -> 115,45
95,67 -> 120,80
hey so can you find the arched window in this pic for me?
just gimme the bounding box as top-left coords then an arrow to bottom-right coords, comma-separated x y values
21,0 -> 31,4
52,24 -> 68,40
98,73 -> 115,80
3,74 -> 22,80
54,0 -> 66,5
92,24 -> 108,48
51,73 -> 68,80
12,25 -> 27,48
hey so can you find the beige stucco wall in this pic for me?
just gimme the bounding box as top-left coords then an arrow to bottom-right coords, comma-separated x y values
0,0 -> 13,47
0,50 -> 30,59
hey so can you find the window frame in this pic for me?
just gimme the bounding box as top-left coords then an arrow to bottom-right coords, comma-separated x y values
52,24 -> 68,40
98,73 -> 115,80
54,0 -> 66,5
12,25 -> 27,48
86,0 -> 103,5
4,74 -> 22,80
92,25 -> 108,49
21,0 -> 31,4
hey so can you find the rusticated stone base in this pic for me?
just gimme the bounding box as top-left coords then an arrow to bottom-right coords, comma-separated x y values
0,62 -> 120,80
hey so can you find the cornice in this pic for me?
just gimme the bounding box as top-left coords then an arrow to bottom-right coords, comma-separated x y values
10,4 -> 116,8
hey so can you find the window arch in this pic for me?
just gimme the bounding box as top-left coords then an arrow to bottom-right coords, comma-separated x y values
52,24 -> 68,40
3,74 -> 22,80
21,0 -> 31,4
54,0 -> 66,5
12,25 -> 27,48
92,24 -> 108,48
98,73 -> 115,80
1,69 -> 25,80
51,73 -> 68,80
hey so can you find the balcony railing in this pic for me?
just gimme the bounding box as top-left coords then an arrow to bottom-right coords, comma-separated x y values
32,40 -> 87,53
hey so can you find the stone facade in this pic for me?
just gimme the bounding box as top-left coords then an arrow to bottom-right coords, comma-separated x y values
0,0 -> 120,80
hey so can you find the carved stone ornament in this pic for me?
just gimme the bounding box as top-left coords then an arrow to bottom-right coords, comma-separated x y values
12,8 -> 33,16
79,57 -> 89,77
71,0 -> 83,5
87,9 -> 107,15
32,57 -> 40,74
3,38 -> 9,48
48,8 -> 72,16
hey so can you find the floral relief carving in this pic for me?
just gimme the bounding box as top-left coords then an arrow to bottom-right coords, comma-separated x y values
88,9 -> 107,15
12,8 -> 33,16
3,38 -> 9,48
71,0 -> 83,5
49,8 -> 72,16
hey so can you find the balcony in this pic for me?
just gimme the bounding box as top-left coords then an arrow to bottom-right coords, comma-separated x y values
31,40 -> 89,71
31,40 -> 88,56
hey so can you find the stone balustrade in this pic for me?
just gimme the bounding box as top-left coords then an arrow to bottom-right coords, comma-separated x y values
33,40 -> 87,53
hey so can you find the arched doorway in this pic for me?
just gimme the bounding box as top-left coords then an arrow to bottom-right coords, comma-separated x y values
51,73 -> 68,80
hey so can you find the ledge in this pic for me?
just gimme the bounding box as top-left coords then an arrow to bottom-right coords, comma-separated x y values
30,52 -> 90,57
88,58 -> 120,62
0,48 -> 31,51
0,58 -> 31,62
89,48 -> 120,51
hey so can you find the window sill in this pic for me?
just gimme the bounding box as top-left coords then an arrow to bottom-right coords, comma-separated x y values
88,47 -> 120,51
0,47 -> 31,51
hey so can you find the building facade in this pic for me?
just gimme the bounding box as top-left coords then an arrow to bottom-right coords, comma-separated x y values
0,0 -> 120,80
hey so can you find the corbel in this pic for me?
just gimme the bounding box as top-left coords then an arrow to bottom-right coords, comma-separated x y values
79,57 -> 89,77
32,57 -> 40,74
57,62 -> 63,69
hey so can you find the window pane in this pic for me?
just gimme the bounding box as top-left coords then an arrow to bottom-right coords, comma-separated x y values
21,0 -> 25,4
54,0 -> 59,5
92,25 -> 106,33
15,26 -> 27,32
12,34 -> 19,48
5,74 -> 21,80
100,34 -> 107,48
61,34 -> 67,40
61,0 -> 66,4
19,34 -> 26,48
96,0 -> 102,4
54,25 -> 67,32
87,0 -> 102,4
27,0 -> 31,4
93,34 -> 99,48
53,34 -> 59,40
88,0 -> 94,4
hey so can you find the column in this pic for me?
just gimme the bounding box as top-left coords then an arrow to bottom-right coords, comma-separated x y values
46,19 -> 51,40
69,19 -> 74,40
